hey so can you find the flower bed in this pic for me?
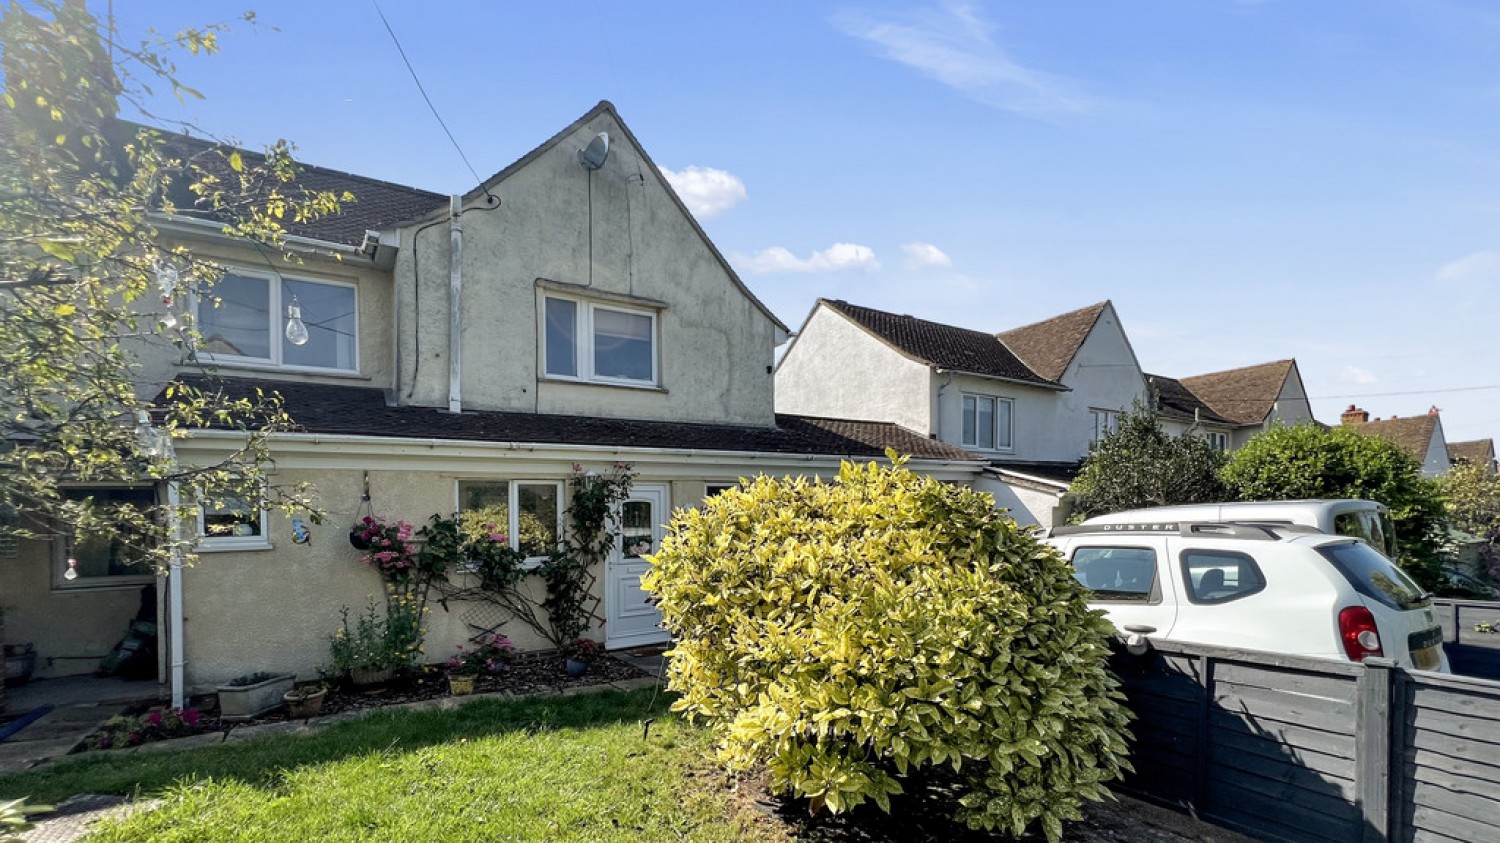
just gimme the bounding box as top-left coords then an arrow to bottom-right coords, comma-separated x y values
72,652 -> 652,751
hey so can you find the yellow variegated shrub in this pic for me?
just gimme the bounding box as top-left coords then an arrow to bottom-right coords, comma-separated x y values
642,456 -> 1131,842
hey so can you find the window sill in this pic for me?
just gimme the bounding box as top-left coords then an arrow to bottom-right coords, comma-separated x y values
52,578 -> 157,593
196,540 -> 275,553
539,376 -> 668,394
182,360 -> 369,381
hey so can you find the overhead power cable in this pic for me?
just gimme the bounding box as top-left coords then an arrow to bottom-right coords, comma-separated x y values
371,1 -> 494,201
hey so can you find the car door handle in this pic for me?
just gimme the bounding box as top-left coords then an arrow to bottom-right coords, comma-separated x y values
1123,624 -> 1157,635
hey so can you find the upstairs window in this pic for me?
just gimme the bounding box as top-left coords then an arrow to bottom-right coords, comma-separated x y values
1204,430 -> 1229,452
198,270 -> 358,373
543,295 -> 657,386
961,394 -> 1013,451
1090,409 -> 1121,445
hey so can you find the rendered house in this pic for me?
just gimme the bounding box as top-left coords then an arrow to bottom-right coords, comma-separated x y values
776,299 -> 1148,526
1448,439 -> 1497,474
1341,405 -> 1453,477
7,101 -> 982,703
1173,359 -> 1316,449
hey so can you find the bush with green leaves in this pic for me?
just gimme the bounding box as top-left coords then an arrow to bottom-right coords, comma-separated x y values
1,798 -> 48,843
1223,423 -> 1448,590
1070,400 -> 1229,519
643,455 -> 1131,842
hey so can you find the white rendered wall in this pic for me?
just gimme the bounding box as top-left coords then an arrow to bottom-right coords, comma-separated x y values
775,305 -> 933,434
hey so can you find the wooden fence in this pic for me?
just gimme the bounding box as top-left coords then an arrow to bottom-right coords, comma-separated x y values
1112,640 -> 1500,842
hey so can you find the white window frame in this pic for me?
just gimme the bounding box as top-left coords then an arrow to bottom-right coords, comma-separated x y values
960,393 -> 1014,452
195,482 -> 271,552
195,267 -> 360,374
51,485 -> 159,591
1090,408 -> 1121,445
542,294 -> 659,387
1204,430 -> 1230,452
455,479 -> 566,568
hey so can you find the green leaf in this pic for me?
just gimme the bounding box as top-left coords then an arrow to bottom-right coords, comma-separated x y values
228,151 -> 243,172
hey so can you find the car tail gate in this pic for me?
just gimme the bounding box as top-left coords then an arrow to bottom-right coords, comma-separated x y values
1316,539 -> 1445,670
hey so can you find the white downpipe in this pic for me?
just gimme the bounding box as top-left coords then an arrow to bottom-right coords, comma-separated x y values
448,195 -> 463,414
166,480 -> 186,709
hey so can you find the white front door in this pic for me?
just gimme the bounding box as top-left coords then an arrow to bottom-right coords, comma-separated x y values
604,484 -> 669,649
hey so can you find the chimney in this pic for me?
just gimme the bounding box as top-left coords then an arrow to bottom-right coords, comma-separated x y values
1428,405 -> 1441,417
1340,404 -> 1369,426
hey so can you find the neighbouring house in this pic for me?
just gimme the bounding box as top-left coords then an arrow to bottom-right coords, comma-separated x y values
1173,359 -> 1316,449
1144,374 -> 1238,450
6,101 -> 984,705
1341,405 -> 1453,477
776,299 -> 1149,526
1449,438 -> 1497,474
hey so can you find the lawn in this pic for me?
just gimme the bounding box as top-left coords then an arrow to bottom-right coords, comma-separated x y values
0,688 -> 787,842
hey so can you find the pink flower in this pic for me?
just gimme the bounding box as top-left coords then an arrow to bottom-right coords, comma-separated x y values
615,461 -> 629,469
572,463 -> 584,473
488,533 -> 506,543
180,708 -> 201,727
145,711 -> 163,726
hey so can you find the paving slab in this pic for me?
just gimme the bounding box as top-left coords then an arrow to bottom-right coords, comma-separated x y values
18,794 -> 159,843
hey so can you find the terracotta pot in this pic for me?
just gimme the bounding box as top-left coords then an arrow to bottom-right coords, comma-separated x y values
349,667 -> 394,688
284,687 -> 327,719
448,675 -> 476,696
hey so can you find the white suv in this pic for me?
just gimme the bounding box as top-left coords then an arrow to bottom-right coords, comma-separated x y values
1045,521 -> 1449,672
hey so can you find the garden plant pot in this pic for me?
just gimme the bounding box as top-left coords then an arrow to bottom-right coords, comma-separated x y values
349,667 -> 394,688
216,673 -> 295,722
4,644 -> 36,687
565,658 -> 589,678
448,675 -> 476,696
283,687 -> 327,719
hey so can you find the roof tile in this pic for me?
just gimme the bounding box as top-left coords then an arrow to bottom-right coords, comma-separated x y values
997,302 -> 1108,382
823,300 -> 1058,387
1178,359 -> 1295,426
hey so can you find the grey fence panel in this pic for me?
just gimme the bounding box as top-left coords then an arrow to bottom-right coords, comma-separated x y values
1397,672 -> 1500,843
1114,641 -> 1500,842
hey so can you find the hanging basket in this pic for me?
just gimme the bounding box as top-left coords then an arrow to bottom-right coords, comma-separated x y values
348,528 -> 372,550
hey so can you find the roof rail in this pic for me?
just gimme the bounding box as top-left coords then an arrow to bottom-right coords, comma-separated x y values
1049,521 -> 1295,541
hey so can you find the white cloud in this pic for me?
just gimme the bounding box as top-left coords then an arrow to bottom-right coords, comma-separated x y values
901,241 -> 952,268
1339,365 -> 1377,385
733,243 -> 881,274
1435,250 -> 1500,292
833,1 -> 1087,116
659,165 -> 747,219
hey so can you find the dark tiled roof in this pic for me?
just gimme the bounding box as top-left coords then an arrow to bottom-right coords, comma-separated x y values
1145,374 -> 1236,426
155,377 -> 981,463
138,123 -> 446,247
1178,359 -> 1295,426
822,300 -> 1059,388
1449,439 -> 1496,467
997,302 -> 1108,382
1350,415 -> 1439,464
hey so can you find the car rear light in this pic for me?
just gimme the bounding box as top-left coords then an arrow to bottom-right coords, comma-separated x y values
1338,606 -> 1383,661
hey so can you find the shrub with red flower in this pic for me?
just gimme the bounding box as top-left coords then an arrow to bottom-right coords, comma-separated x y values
445,634 -> 517,677
84,706 -> 201,750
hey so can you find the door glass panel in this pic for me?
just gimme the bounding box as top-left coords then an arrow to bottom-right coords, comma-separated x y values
622,500 -> 653,558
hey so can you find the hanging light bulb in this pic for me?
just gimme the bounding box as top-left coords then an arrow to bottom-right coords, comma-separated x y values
285,295 -> 310,346
64,556 -> 79,581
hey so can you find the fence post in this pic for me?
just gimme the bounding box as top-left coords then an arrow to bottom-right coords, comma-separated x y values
1356,658 -> 1395,843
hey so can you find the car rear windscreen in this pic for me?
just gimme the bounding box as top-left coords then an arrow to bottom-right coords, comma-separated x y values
1317,541 -> 1430,611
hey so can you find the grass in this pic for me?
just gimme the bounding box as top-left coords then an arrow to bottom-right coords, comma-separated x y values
0,688 -> 786,842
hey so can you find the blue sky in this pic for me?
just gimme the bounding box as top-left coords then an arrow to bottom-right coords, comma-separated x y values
110,1 -> 1500,443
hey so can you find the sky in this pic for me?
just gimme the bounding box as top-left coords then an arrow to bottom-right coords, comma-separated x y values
105,1 -> 1500,444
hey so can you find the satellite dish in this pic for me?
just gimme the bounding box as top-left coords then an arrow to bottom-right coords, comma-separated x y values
578,132 -> 610,170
